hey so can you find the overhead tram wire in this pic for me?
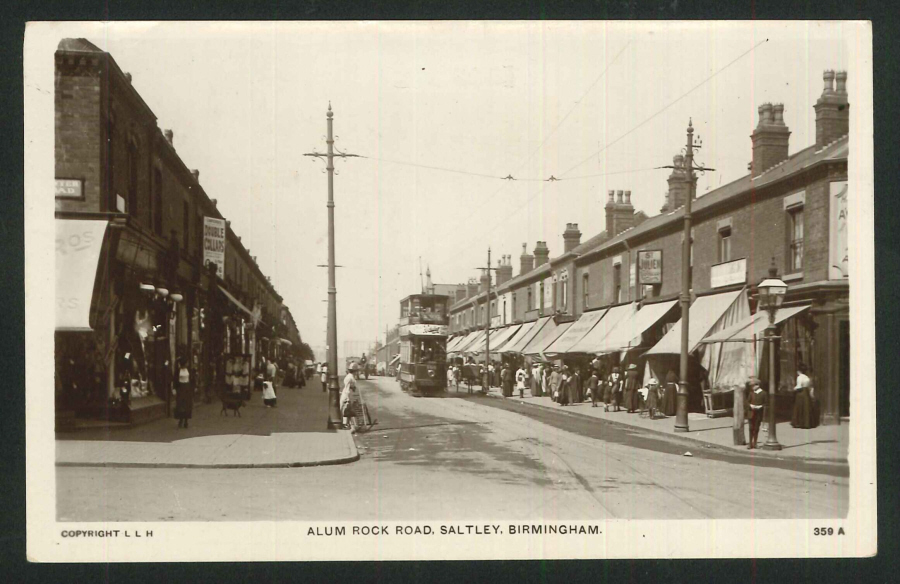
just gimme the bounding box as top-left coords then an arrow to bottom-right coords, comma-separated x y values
559,38 -> 769,179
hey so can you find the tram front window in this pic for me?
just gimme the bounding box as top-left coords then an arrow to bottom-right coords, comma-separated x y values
412,339 -> 445,363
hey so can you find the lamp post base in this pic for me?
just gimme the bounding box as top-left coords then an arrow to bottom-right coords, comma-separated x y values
674,383 -> 690,433
761,441 -> 783,451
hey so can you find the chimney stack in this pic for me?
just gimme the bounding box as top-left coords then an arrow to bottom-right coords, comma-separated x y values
466,278 -> 479,299
519,242 -> 534,275
497,255 -> 514,285
534,241 -> 550,267
814,69 -> 849,150
456,283 -> 468,304
479,269 -> 491,294
164,129 -> 174,146
751,101 -> 791,178
606,190 -> 637,237
662,154 -> 693,212
563,223 -> 582,253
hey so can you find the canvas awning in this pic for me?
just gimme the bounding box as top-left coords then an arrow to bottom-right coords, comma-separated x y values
389,355 -> 400,365
644,290 -> 744,356
591,300 -> 679,354
543,309 -> 608,355
522,320 -> 573,356
56,219 -> 109,331
219,286 -> 254,318
567,303 -> 636,354
487,324 -> 523,352
458,330 -> 486,354
465,328 -> 505,355
502,317 -> 551,354
700,304 -> 811,343
451,330 -> 482,353
500,320 -> 537,353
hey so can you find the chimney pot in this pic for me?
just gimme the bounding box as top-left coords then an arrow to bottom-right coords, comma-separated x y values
823,69 -> 835,94
191,169 -> 200,181
616,190 -> 624,204
164,129 -> 174,145
773,103 -> 785,125
624,190 -> 632,205
124,72 -> 132,83
607,190 -> 615,203
835,70 -> 847,95
211,198 -> 218,206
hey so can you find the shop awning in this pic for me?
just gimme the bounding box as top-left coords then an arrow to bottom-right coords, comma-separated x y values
466,324 -> 521,355
56,219 -> 109,331
454,330 -> 485,355
591,300 -> 679,354
568,303 -> 636,354
522,320 -> 573,356
219,286 -> 254,318
446,335 -> 462,352
701,304 -> 811,343
491,324 -> 522,352
464,330 -> 495,355
502,317 -> 551,354
448,330 -> 480,354
389,355 -> 400,366
645,289 -> 744,356
500,320 -> 537,353
543,309 -> 608,355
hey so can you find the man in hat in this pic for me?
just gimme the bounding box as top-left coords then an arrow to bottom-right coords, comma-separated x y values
549,365 -> 562,404
747,377 -> 767,449
589,368 -> 601,408
624,363 -> 641,413
607,366 -> 622,412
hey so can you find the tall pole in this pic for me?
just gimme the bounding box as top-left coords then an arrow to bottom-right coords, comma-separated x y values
304,104 -> 360,429
675,120 -> 696,433
761,317 -> 783,449
484,247 -> 492,377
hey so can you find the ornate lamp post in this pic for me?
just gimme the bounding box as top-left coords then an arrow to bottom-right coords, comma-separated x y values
758,258 -> 787,451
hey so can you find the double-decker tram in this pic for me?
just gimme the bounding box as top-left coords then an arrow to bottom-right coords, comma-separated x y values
398,293 -> 450,397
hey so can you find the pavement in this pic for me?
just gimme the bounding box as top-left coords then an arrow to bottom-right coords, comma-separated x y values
55,377 -> 359,468
480,385 -> 849,463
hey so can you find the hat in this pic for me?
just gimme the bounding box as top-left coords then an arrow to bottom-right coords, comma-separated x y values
612,366 -> 620,373
627,363 -> 637,370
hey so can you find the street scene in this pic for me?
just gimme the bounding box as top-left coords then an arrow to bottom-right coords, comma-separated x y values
38,21 -> 874,560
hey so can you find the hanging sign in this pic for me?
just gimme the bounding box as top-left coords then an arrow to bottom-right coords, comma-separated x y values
638,250 -> 663,285
203,217 -> 226,278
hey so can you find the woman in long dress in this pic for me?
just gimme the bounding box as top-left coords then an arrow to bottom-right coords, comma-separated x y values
663,370 -> 678,416
624,364 -> 640,413
174,358 -> 193,429
791,364 -> 819,428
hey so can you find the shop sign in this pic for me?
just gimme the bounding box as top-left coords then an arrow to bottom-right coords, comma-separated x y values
638,250 -> 662,285
55,178 -> 83,199
629,261 -> 636,289
710,257 -> 747,288
829,180 -> 849,279
203,217 -> 226,278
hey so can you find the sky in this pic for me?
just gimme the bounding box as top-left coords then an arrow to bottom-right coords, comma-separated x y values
57,21 -> 853,359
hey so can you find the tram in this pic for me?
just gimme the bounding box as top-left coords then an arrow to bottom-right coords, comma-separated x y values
397,293 -> 450,396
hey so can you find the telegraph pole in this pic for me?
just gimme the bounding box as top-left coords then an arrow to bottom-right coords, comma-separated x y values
476,247 -> 500,392
304,103 -> 360,429
658,119 -> 713,433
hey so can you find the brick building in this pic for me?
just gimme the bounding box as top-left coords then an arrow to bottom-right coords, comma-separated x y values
54,39 -> 302,426
448,69 -> 850,423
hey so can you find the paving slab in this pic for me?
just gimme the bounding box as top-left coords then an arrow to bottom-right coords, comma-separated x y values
56,377 -> 359,468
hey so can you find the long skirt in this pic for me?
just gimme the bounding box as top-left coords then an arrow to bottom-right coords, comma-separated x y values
503,381 -> 513,397
647,388 -> 659,413
532,377 -> 541,397
791,388 -> 820,428
663,383 -> 677,416
175,382 -> 193,420
624,388 -> 635,411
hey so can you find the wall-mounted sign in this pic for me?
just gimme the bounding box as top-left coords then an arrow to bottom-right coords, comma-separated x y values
710,257 -> 747,288
638,250 -> 663,285
829,180 -> 849,279
55,179 -> 83,199
203,216 -> 226,278
629,261 -> 636,289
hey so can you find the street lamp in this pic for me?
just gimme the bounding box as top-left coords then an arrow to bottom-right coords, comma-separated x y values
757,258 -> 787,451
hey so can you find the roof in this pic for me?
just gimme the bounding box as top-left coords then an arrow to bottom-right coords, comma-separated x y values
578,136 -> 849,264
57,38 -> 103,53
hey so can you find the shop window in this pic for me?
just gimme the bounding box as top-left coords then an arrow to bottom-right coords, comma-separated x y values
582,274 -> 589,309
788,207 -> 804,272
718,227 -> 732,263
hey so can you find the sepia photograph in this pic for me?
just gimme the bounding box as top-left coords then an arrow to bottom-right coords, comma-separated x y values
25,20 -> 875,561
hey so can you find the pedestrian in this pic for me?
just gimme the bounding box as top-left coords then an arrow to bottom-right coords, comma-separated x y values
747,377 -> 767,449
646,378 -> 660,419
266,358 -> 278,385
516,365 -> 527,398
542,365 -> 550,399
320,363 -> 328,391
663,369 -> 678,416
607,367 -> 622,412
173,358 -> 193,429
558,367 -> 571,406
341,370 -> 359,433
791,363 -> 820,429
549,366 -> 562,403
447,365 -> 456,392
501,364 -> 512,397
262,378 -> 277,407
589,369 -> 600,407
531,363 -> 541,397
624,363 -> 640,413
569,367 -> 582,405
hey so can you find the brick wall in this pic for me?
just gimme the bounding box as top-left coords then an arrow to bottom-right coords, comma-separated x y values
55,57 -> 102,212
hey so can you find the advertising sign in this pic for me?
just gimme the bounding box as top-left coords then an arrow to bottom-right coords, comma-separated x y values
401,324 -> 449,337
638,250 -> 662,285
829,180 -> 849,279
55,179 -> 83,199
55,219 -> 108,330
710,257 -> 747,288
203,216 -> 227,278
629,261 -> 636,289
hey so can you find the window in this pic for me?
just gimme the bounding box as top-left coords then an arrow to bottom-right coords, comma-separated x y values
561,280 -> 568,311
182,201 -> 190,250
613,265 -> 622,303
718,227 -> 732,263
788,207 -> 804,271
527,287 -> 533,311
153,168 -> 163,235
511,293 -> 517,321
582,274 -> 589,309
127,142 -> 138,214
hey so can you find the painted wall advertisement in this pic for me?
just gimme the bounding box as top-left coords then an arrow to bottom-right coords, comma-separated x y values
638,250 -> 662,285
203,216 -> 226,278
829,180 -> 849,279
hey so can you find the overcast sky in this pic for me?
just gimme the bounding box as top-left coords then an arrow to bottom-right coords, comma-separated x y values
54,21 -> 853,359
